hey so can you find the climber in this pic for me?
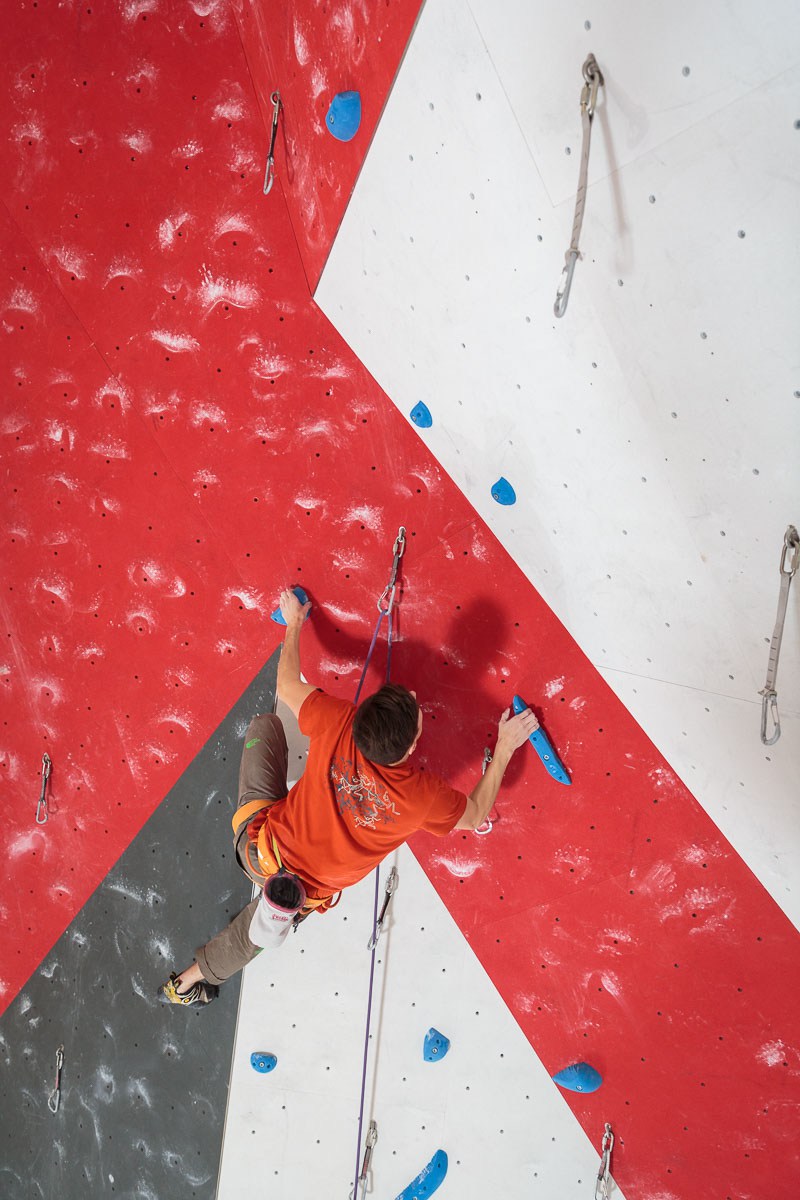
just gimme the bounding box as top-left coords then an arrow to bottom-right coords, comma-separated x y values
159,588 -> 537,1007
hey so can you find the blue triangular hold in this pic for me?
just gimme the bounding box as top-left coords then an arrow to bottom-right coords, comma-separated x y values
552,1062 -> 603,1093
250,1051 -> 277,1074
410,401 -> 433,428
491,477 -> 516,505
270,586 -> 310,625
326,91 -> 362,142
423,1028 -> 450,1062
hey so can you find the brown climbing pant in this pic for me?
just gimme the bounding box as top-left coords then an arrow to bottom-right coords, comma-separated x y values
194,714 -> 288,985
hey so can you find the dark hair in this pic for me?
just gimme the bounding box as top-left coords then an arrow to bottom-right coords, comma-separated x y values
353,684 -> 420,765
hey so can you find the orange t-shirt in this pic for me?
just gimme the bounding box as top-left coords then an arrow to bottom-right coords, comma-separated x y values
265,690 -> 467,893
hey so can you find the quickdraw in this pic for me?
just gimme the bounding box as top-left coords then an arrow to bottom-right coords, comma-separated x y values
594,1122 -> 614,1200
349,1120 -> 377,1200
36,753 -> 52,825
759,524 -> 799,745
47,1044 -> 64,1114
554,54 -> 604,318
474,746 -> 493,836
263,91 -> 282,195
354,527 -> 406,704
367,866 -> 398,951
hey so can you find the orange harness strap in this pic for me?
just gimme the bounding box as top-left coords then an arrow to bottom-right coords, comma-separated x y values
231,797 -> 340,915
231,798 -> 271,839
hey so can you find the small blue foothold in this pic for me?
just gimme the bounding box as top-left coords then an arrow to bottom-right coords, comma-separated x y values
270,586 -> 310,625
552,1062 -> 603,1093
491,477 -> 516,506
250,1052 -> 277,1074
410,401 -> 433,429
326,91 -> 362,142
423,1028 -> 451,1062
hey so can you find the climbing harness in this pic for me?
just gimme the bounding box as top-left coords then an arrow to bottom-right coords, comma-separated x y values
367,866 -> 398,951
354,526 -> 406,704
263,91 -> 282,195
554,54 -> 604,319
47,1044 -> 64,1114
35,753 -> 51,825
760,524 -> 799,745
594,1122 -> 614,1200
351,528 -> 407,1200
349,1120 -> 377,1200
474,747 -> 493,836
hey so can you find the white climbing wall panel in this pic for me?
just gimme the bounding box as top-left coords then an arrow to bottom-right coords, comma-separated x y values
316,0 -> 800,924
219,845 -> 626,1199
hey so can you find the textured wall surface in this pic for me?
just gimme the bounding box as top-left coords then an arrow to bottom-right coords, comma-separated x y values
313,0 -> 800,1196
231,0 -> 423,287
2,2 -> 798,1199
0,656 -> 271,1200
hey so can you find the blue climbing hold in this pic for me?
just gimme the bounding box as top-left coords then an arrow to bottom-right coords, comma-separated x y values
552,1062 -> 603,1093
393,1150 -> 448,1200
410,401 -> 433,429
270,586 -> 310,625
326,91 -> 362,142
423,1028 -> 450,1062
491,477 -> 516,505
250,1052 -> 277,1074
512,693 -> 572,786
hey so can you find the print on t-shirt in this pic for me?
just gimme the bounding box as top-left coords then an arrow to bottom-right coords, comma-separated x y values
330,756 -> 400,830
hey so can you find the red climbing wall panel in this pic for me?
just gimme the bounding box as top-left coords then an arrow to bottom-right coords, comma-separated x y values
1,4 -> 798,1199
231,0 -> 423,289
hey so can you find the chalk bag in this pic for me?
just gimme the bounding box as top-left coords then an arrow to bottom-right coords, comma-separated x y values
249,870 -> 307,948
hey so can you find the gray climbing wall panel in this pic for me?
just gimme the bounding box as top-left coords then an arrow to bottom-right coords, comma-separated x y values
0,654 -> 277,1200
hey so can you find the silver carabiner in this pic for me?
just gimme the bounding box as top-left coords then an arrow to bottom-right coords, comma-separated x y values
350,1119 -> 378,1200
47,1044 -> 65,1114
377,527 -> 407,615
474,747 -> 494,835
581,54 -> 604,118
779,525 -> 799,577
263,91 -> 282,195
554,249 -> 580,318
36,753 -> 52,825
760,690 -> 780,746
367,867 -> 398,950
594,1122 -> 614,1200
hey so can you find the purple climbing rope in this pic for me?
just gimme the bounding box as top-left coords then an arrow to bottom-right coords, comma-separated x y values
350,527 -> 406,1199
351,868 -> 381,1199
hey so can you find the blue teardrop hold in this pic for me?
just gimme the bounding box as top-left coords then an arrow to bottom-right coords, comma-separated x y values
326,91 -> 362,142
270,586 -> 310,625
491,477 -> 516,505
410,401 -> 433,429
250,1052 -> 277,1074
423,1027 -> 451,1062
552,1062 -> 603,1093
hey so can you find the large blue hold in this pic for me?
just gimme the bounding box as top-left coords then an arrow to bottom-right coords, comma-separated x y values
491,476 -> 516,505
512,693 -> 571,786
410,401 -> 433,428
326,91 -> 362,142
552,1062 -> 603,1093
270,586 -> 310,626
393,1151 -> 448,1200
423,1028 -> 450,1062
